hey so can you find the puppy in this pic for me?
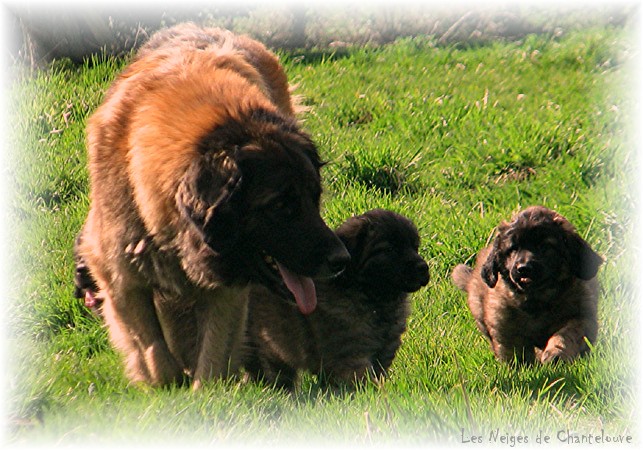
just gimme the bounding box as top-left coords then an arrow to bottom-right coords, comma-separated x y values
245,209 -> 430,389
452,206 -> 603,364
73,232 -> 102,318
77,24 -> 349,387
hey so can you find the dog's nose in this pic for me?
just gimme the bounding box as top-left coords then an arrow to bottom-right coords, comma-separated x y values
415,260 -> 430,286
326,245 -> 351,276
515,263 -> 533,278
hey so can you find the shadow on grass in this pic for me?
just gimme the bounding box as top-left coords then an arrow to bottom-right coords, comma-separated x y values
490,359 -> 592,404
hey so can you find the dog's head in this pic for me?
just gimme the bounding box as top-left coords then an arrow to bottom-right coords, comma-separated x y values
72,232 -> 104,316
481,206 -> 603,296
335,209 -> 429,294
178,108 -> 349,314
73,233 -> 98,299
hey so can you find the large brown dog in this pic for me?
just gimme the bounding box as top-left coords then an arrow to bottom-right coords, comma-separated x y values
452,206 -> 603,364
77,24 -> 349,387
244,209 -> 430,389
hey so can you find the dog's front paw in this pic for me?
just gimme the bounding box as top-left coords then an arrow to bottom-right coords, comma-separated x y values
540,335 -> 575,363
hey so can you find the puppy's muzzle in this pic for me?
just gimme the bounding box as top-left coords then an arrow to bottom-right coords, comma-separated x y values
403,258 -> 430,292
511,261 -> 541,290
415,259 -> 430,285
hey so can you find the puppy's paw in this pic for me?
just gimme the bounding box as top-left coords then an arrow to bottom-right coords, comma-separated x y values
540,335 -> 576,363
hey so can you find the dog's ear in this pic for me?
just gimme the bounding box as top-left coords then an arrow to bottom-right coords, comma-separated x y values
335,215 -> 373,263
480,250 -> 499,288
554,213 -> 604,280
568,233 -> 603,280
480,223 -> 509,288
177,151 -> 243,254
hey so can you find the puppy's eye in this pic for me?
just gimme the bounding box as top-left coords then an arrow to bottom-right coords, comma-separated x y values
373,243 -> 395,255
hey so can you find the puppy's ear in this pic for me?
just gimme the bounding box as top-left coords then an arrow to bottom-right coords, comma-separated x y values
480,251 -> 499,288
335,215 -> 372,260
480,223 -> 508,288
553,213 -> 604,280
569,233 -> 603,280
177,151 -> 243,254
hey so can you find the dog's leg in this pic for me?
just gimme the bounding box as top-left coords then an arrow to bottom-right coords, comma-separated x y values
77,213 -> 182,384
490,334 -> 536,364
102,284 -> 184,386
192,286 -> 249,389
540,319 -> 594,363
242,335 -> 298,390
154,291 -> 198,376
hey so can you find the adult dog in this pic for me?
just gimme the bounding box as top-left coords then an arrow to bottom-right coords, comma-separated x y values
452,206 -> 603,364
76,24 -> 349,387
245,209 -> 429,389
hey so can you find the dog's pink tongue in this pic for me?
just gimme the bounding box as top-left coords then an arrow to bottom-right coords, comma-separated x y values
85,291 -> 98,309
276,262 -> 317,315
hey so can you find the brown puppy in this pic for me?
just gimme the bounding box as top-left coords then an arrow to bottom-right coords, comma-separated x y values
245,209 -> 430,389
77,24 -> 349,387
452,206 -> 603,364
73,232 -> 103,318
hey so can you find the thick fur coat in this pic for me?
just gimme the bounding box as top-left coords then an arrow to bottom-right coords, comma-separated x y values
245,209 -> 430,389
77,24 -> 349,387
452,206 -> 603,364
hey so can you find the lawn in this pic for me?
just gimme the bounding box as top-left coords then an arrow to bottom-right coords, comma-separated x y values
5,24 -> 638,446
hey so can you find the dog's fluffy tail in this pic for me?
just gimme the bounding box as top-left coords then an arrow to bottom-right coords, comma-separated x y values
451,264 -> 473,292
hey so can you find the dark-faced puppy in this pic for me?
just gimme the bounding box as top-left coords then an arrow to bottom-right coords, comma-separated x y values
245,209 -> 430,390
73,231 -> 103,318
452,206 -> 603,364
76,24 -> 349,387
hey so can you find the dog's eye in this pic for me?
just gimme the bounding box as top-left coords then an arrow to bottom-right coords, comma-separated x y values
271,194 -> 299,218
256,192 -> 296,219
372,242 -> 395,255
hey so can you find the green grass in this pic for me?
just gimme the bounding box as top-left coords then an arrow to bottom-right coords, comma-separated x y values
6,26 -> 638,445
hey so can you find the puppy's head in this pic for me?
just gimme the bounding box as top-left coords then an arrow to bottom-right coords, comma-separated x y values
178,108 -> 349,314
335,209 -> 429,294
73,232 -> 98,299
73,232 -> 104,316
481,206 -> 603,294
